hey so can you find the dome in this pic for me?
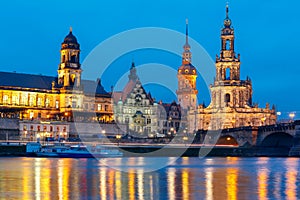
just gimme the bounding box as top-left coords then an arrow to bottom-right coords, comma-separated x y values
178,63 -> 197,75
61,27 -> 80,50
63,29 -> 78,44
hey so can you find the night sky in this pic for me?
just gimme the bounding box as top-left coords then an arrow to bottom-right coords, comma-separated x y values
0,0 -> 299,119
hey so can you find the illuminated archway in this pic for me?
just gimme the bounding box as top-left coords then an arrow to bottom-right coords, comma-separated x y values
216,135 -> 238,146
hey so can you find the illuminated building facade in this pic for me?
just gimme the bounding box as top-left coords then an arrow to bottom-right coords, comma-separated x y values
113,62 -> 159,136
185,6 -> 277,132
0,28 -> 113,125
176,20 -> 198,111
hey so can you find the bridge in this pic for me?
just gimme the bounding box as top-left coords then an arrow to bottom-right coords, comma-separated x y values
209,120 -> 300,148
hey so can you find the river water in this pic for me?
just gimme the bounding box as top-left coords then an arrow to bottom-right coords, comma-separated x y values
0,157 -> 299,200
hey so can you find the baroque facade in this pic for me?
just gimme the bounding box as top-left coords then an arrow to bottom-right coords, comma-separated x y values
0,28 -> 114,139
185,6 -> 276,132
113,62 -> 182,136
113,62 -> 159,136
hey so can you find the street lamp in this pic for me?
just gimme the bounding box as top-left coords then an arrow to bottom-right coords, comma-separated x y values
183,136 -> 188,146
116,134 -> 122,146
289,112 -> 295,122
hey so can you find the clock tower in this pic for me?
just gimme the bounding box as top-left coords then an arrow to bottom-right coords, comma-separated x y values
176,20 -> 198,111
58,27 -> 82,89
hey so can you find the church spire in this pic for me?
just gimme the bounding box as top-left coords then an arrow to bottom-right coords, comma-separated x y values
185,19 -> 189,47
226,3 -> 229,18
183,19 -> 190,51
182,19 -> 191,64
224,3 -> 232,28
128,61 -> 138,81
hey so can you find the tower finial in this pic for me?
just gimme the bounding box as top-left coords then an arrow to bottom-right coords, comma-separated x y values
70,26 -> 73,33
185,18 -> 189,45
226,2 -> 229,18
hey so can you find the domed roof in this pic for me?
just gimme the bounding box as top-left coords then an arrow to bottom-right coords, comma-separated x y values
64,31 -> 78,44
61,27 -> 80,50
63,27 -> 78,44
178,63 -> 197,75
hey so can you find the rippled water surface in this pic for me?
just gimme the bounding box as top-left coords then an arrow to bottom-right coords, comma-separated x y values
0,157 -> 299,199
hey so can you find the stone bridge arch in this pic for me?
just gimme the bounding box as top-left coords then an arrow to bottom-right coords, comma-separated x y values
216,135 -> 239,146
258,132 -> 294,147
256,124 -> 296,146
219,131 -> 253,147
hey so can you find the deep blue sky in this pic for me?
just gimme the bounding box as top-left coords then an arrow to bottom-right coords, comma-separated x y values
0,0 -> 299,119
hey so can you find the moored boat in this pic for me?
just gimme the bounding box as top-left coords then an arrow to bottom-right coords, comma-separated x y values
26,143 -> 123,158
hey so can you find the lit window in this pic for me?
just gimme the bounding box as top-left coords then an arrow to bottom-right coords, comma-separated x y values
12,95 -> 19,105
29,96 -> 35,106
55,101 -> 59,109
98,104 -> 102,111
37,98 -> 42,107
21,94 -> 28,105
3,95 -> 8,104
29,112 -> 34,119
45,98 -> 50,108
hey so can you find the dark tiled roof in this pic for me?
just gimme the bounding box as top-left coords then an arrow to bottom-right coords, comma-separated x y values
0,71 -> 108,95
0,72 -> 56,90
82,80 -> 109,95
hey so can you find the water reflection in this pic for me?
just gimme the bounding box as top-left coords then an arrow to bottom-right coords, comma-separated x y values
0,157 -> 299,199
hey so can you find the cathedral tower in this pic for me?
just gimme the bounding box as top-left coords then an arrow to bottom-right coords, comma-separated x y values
58,27 -> 82,89
210,5 -> 252,109
176,20 -> 198,111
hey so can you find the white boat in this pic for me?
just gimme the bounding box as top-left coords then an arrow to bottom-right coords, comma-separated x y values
27,143 -> 123,158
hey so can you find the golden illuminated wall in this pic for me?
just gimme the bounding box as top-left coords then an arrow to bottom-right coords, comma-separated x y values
177,73 -> 198,111
0,87 -> 113,122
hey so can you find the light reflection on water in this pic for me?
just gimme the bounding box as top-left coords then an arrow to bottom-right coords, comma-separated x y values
0,157 -> 299,199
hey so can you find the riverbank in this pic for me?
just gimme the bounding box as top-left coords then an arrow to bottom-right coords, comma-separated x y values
0,143 -> 293,157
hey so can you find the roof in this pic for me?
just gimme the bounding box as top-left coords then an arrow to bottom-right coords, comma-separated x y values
63,31 -> 78,44
112,79 -> 137,104
82,79 -> 109,95
0,71 -> 108,95
0,72 -> 56,90
178,63 -> 197,75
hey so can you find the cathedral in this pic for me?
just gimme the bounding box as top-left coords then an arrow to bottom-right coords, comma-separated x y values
180,6 -> 277,132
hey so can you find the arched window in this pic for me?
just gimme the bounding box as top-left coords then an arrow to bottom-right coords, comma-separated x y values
226,68 -> 230,80
71,55 -> 77,63
225,93 -> 230,106
62,55 -> 66,63
225,40 -> 231,50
